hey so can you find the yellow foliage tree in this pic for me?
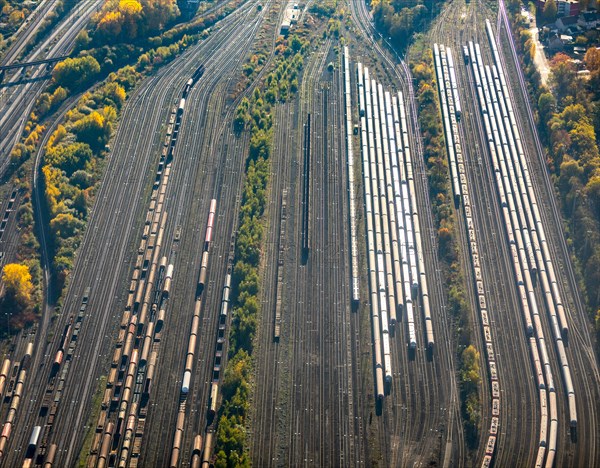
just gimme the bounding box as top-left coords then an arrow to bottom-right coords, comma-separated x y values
584,47 -> 600,73
42,165 -> 64,216
2,264 -> 33,305
51,86 -> 67,106
24,131 -> 38,147
48,125 -> 67,148
461,346 -> 481,383
119,0 -> 142,15
98,10 -> 124,38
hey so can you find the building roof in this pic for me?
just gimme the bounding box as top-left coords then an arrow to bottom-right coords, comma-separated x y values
559,15 -> 579,26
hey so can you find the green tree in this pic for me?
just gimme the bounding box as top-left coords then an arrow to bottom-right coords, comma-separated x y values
249,131 -> 271,162
74,29 -> 91,50
72,111 -> 111,151
45,142 -> 93,176
221,350 -> 251,400
543,0 -> 558,22
52,56 -> 101,90
558,158 -> 584,199
585,176 -> 600,216
70,170 -> 93,189
538,91 -> 556,129
50,213 -> 85,239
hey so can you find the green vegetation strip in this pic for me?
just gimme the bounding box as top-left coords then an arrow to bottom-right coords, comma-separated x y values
214,32 -> 308,467
409,38 -> 481,446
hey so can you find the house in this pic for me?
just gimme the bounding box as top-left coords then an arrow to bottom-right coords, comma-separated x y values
558,0 -> 580,17
280,3 -> 300,35
547,33 -> 565,51
537,0 -> 580,18
578,11 -> 599,29
556,15 -> 579,31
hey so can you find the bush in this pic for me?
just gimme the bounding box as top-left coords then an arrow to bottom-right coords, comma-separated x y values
45,142 -> 93,176
52,56 -> 101,90
72,111 -> 112,151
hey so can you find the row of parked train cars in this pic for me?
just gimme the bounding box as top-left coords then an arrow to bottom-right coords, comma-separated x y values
0,288 -> 92,466
169,196 -> 223,468
0,343 -> 34,460
434,42 -> 501,468
477,21 -> 575,467
345,48 -> 435,402
343,46 -> 361,304
83,64 -> 210,468
90,111 -> 176,467
436,18 -> 577,467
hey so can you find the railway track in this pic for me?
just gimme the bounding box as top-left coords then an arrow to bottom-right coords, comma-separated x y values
136,3 -> 273,466
347,1 -> 464,465
250,33 -> 369,466
428,1 -> 543,465
428,0 -> 599,464
0,2 -> 268,465
494,3 -> 600,465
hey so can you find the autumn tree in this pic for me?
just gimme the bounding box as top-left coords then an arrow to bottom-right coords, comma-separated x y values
72,110 -> 112,151
461,345 -> 481,387
52,56 -> 101,90
43,165 -> 68,216
141,0 -> 179,32
97,10 -> 125,38
101,82 -> 126,109
584,47 -> 600,72
45,142 -> 93,176
549,53 -> 579,104
95,0 -> 179,41
2,264 -> 33,307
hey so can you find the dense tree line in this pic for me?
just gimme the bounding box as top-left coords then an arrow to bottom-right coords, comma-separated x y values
6,1 -> 228,323
92,0 -> 180,43
215,33 -> 308,467
74,1 -> 235,78
42,70 -> 137,295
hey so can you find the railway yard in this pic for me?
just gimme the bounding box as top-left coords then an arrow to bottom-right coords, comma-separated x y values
0,0 -> 597,467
